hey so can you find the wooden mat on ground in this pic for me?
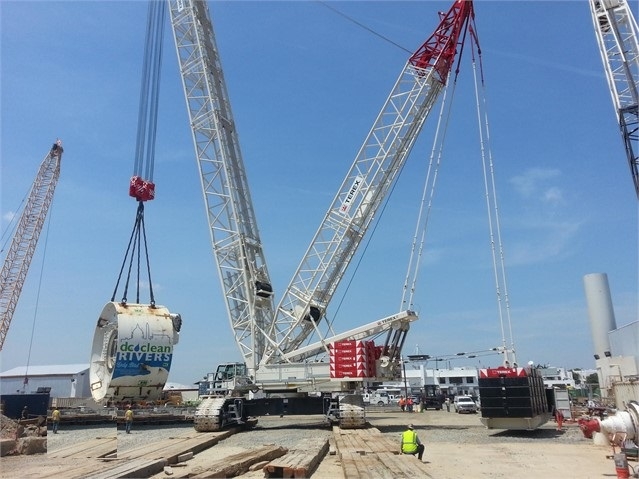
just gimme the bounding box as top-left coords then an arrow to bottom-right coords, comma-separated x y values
263,436 -> 329,478
333,426 -> 434,479
48,436 -> 117,459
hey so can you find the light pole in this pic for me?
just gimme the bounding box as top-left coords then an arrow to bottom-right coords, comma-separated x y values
402,357 -> 409,398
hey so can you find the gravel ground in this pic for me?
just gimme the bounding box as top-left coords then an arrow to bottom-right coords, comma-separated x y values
46,415 -> 334,453
371,408 -> 590,445
47,424 -> 115,452
45,408 -> 590,453
3,407 -> 621,479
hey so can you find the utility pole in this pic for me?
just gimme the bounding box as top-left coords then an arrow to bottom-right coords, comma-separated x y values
402,357 -> 409,397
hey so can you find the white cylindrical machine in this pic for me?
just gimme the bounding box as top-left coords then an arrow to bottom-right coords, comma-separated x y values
89,302 -> 181,402
579,401 -> 639,444
583,273 -> 617,359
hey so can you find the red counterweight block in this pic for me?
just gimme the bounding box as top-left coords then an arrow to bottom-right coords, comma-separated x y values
365,340 -> 377,377
129,176 -> 156,201
329,340 -> 377,378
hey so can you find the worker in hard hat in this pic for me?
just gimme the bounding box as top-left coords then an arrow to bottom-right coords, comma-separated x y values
51,407 -> 61,434
400,424 -> 424,460
124,405 -> 134,434
555,408 -> 564,431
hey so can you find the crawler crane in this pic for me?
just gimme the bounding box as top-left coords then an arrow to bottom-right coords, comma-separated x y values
167,0 -> 478,431
0,140 -> 63,351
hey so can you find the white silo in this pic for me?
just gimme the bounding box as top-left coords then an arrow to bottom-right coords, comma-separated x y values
583,273 -> 617,360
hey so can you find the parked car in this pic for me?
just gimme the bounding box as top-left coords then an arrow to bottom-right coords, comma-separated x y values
362,392 -> 390,406
417,394 -> 443,410
454,395 -> 478,414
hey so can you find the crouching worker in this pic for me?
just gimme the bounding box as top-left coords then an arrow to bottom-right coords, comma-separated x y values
400,424 -> 424,460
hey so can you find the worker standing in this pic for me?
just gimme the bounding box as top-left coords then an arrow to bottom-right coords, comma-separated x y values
124,405 -> 134,434
400,424 -> 425,461
399,396 -> 406,412
555,408 -> 564,431
51,407 -> 61,434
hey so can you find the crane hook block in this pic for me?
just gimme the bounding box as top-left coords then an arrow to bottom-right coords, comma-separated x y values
129,175 -> 156,201
89,301 -> 181,402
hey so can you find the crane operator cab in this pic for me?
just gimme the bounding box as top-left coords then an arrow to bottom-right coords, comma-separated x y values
199,362 -> 257,396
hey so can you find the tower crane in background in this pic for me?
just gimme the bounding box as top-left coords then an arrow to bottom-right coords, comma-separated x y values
167,0 -> 477,431
0,140 -> 63,351
589,0 -> 639,198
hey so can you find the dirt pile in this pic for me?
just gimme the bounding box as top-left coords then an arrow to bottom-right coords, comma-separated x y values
1,414 -> 21,439
1,413 -> 47,456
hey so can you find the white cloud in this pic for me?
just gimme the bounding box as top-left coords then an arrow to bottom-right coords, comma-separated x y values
510,168 -> 561,199
542,186 -> 564,205
507,219 -> 582,266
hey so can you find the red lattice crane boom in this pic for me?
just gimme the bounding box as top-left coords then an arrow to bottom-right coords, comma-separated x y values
0,140 -> 63,350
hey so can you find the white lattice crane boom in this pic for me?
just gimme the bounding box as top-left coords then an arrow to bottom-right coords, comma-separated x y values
167,0 -> 274,373
0,140 -> 63,350
266,0 -> 477,364
589,0 -> 639,197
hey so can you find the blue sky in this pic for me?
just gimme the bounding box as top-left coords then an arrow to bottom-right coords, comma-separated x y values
1,1 -> 637,387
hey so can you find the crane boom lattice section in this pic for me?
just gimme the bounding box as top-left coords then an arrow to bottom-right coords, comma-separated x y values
589,0 -> 639,197
168,0 -> 273,371
0,141 -> 63,350
268,1 -> 475,364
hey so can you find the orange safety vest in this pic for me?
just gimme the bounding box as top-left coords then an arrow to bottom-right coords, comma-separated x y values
401,430 -> 419,454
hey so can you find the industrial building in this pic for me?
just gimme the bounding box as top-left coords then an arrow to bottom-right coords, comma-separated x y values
0,363 -> 90,398
584,273 -> 639,406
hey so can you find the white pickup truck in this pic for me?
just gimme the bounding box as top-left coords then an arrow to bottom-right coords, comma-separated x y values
454,395 -> 478,413
363,392 -> 390,406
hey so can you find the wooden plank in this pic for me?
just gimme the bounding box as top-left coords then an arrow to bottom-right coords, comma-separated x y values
340,451 -> 363,479
377,451 -> 434,478
360,454 -> 395,479
48,437 -> 117,459
189,445 -> 287,478
117,428 -> 237,462
90,458 -> 168,479
376,451 -> 414,478
264,437 -> 328,478
333,424 -> 428,479
328,435 -> 337,455
12,458 -> 117,479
